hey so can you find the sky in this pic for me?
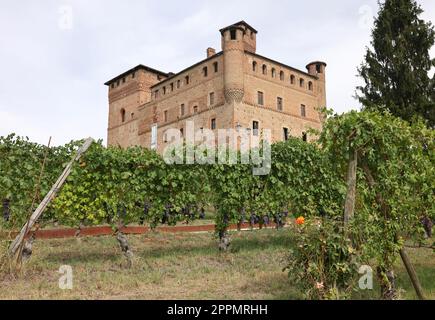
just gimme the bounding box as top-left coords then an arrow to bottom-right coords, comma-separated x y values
0,0 -> 434,146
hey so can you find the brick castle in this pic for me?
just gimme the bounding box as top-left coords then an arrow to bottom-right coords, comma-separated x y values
105,21 -> 326,153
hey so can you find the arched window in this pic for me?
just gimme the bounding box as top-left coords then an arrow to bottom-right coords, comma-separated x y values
252,61 -> 257,72
316,64 -> 322,73
271,68 -> 276,78
290,75 -> 295,84
300,104 -> 306,117
121,109 -> 126,123
280,71 -> 284,81
300,78 -> 305,88
230,29 -> 237,40
262,64 -> 267,75
308,81 -> 313,91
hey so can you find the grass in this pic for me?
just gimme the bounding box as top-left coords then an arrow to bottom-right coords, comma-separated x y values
0,228 -> 433,300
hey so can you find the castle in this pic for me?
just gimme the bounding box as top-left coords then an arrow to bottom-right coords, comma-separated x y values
105,21 -> 326,153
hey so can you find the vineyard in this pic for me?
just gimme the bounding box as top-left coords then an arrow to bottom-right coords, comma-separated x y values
0,110 -> 434,300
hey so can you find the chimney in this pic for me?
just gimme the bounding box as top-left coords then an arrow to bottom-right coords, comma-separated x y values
207,47 -> 216,58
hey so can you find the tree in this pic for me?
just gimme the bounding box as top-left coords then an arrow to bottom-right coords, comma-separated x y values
356,0 -> 435,128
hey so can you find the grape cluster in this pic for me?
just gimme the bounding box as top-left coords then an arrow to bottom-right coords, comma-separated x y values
2,199 -> 10,222
250,213 -> 260,226
117,204 -> 127,219
103,202 -> 115,224
102,202 -> 130,224
140,201 -> 151,225
238,208 -> 246,225
199,207 -> 206,220
262,215 -> 270,225
161,203 -> 172,224
421,216 -> 433,238
273,211 -> 288,229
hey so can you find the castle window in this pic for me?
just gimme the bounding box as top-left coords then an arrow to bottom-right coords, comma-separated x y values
271,68 -> 276,78
262,64 -> 267,75
257,91 -> 264,106
209,92 -> 215,106
164,110 -> 168,122
283,127 -> 289,141
163,86 -> 166,95
117,80 -> 120,87
252,121 -> 259,136
170,83 -> 174,92
211,118 -> 216,130
250,31 -> 254,40
177,80 -> 181,89
154,90 -> 159,99
180,128 -> 184,137
132,72 -> 135,79
193,106 -> 198,114
213,62 -> 218,73
290,75 -> 295,84
252,61 -> 257,72
280,71 -> 284,81
180,104 -> 185,116
203,66 -> 208,77
185,75 -> 190,85
111,83 -> 115,89
300,78 -> 305,88
277,97 -> 283,111
301,104 -> 306,117
302,132 -> 308,142
122,77 -> 126,83
121,109 -> 126,123
230,29 -> 237,40
308,81 -> 313,91
316,64 -> 322,73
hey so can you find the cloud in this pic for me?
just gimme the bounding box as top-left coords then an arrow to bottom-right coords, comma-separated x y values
0,0 -> 433,145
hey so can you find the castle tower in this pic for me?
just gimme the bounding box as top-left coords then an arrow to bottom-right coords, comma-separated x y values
306,61 -> 327,119
220,21 -> 257,105
105,65 -> 168,147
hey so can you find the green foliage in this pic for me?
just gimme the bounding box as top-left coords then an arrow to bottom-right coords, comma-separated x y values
0,109 -> 433,300
356,0 -> 435,127
320,109 -> 434,297
0,134 -> 82,227
285,218 -> 362,300
52,142 -> 211,228
0,134 -> 340,234
207,138 -> 345,235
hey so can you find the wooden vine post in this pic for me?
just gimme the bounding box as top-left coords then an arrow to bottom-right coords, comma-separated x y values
344,149 -> 357,227
361,162 -> 426,300
399,247 -> 426,300
344,133 -> 357,231
9,137 -> 94,256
